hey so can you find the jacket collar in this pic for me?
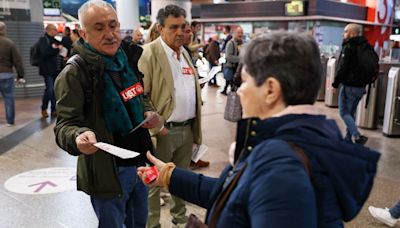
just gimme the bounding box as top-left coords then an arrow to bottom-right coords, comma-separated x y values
153,38 -> 174,93
234,114 -> 330,164
152,37 -> 198,90
73,38 -> 105,74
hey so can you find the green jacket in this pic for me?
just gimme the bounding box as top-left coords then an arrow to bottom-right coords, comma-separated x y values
54,39 -> 150,197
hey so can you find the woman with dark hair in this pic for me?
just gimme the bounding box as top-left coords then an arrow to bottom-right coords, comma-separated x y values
70,29 -> 80,43
138,32 -> 379,228
69,29 -> 81,56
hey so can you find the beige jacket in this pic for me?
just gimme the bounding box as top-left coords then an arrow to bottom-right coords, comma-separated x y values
138,37 -> 202,145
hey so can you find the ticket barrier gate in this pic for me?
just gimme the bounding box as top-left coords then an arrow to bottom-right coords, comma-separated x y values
355,81 -> 379,129
383,67 -> 400,136
317,55 -> 328,101
325,57 -> 339,107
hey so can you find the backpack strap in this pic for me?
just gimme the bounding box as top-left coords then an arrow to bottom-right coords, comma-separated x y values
364,83 -> 371,109
66,55 -> 93,111
207,140 -> 311,227
208,162 -> 247,228
287,142 -> 311,176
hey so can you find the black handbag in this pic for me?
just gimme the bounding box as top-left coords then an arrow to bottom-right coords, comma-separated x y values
186,214 -> 208,228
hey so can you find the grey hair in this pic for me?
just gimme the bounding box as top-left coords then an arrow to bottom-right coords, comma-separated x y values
241,32 -> 322,105
0,21 -> 6,35
156,5 -> 186,27
348,23 -> 362,36
78,0 -> 116,29
133,27 -> 142,35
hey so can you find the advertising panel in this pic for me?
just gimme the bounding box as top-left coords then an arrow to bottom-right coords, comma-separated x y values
0,0 -> 30,21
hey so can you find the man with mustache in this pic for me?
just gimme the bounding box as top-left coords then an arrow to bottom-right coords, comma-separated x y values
138,4 -> 203,228
54,0 -> 159,227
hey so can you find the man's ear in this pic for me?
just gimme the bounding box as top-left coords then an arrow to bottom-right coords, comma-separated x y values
264,77 -> 282,106
157,24 -> 163,36
79,29 -> 86,41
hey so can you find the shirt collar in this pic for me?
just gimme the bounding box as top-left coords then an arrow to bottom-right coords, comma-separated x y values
272,105 -> 321,118
160,37 -> 185,60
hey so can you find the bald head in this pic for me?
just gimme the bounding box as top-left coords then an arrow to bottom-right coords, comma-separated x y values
343,23 -> 362,41
132,28 -> 143,44
0,22 -> 6,36
234,27 -> 243,42
45,24 -> 58,37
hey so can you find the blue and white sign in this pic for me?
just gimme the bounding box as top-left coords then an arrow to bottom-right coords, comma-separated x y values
0,0 -> 30,9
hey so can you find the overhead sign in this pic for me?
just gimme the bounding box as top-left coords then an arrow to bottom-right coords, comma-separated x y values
0,0 -> 30,9
43,0 -> 60,8
4,167 -> 76,195
43,0 -> 61,16
285,1 -> 305,16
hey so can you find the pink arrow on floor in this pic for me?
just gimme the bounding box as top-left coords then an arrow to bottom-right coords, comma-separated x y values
28,181 -> 57,193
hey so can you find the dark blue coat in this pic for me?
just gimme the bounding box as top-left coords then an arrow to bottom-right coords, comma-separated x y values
38,33 -> 60,77
169,114 -> 380,228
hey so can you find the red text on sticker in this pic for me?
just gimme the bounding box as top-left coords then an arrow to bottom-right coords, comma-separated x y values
182,67 -> 194,75
120,83 -> 144,102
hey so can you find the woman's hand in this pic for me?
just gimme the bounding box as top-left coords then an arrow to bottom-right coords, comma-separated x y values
137,151 -> 166,187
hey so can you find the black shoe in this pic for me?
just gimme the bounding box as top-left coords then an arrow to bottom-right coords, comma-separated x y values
344,134 -> 353,143
220,91 -> 227,95
355,135 -> 368,145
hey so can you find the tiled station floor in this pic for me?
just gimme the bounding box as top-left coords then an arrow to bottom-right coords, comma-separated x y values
0,75 -> 399,227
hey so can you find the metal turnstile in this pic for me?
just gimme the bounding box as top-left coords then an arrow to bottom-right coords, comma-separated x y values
317,55 -> 328,101
325,57 -> 339,107
356,81 -> 379,129
383,67 -> 400,136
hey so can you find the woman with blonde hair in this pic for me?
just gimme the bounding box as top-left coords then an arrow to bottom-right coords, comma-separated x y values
144,22 -> 160,44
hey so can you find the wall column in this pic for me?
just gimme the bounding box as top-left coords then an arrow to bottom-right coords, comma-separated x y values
116,0 -> 140,31
0,0 -> 45,98
151,0 -> 192,23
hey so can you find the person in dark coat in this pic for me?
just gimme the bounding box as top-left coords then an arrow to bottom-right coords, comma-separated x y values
61,26 -> 72,55
121,35 -> 143,80
332,23 -> 369,145
138,31 -> 380,228
38,24 -> 62,118
0,22 -> 24,126
205,35 -> 220,86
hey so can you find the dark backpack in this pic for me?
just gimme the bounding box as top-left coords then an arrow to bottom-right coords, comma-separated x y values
30,42 -> 40,67
65,55 -> 93,110
356,42 -> 379,86
30,36 -> 50,67
354,42 -> 380,108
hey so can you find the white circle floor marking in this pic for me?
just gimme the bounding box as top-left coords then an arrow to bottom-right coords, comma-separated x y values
4,167 -> 76,194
